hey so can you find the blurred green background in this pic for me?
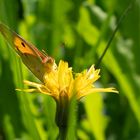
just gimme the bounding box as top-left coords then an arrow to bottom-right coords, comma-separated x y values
0,0 -> 140,140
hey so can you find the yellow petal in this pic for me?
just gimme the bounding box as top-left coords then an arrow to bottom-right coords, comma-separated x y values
16,88 -> 38,92
77,87 -> 119,100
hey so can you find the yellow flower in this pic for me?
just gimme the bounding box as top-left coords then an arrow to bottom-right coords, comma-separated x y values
23,60 -> 118,102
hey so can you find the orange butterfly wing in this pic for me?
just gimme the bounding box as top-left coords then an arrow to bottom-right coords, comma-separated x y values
0,23 -> 55,82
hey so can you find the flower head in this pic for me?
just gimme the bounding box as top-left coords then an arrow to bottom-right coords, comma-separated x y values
23,60 -> 118,102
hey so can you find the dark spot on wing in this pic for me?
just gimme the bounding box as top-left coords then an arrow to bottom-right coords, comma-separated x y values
21,42 -> 25,47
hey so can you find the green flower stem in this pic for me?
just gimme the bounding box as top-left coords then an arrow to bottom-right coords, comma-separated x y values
58,126 -> 67,140
56,91 -> 69,140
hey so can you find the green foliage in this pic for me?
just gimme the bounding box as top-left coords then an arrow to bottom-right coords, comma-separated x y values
0,0 -> 140,139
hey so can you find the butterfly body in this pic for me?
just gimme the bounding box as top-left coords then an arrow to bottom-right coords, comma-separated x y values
0,23 -> 55,82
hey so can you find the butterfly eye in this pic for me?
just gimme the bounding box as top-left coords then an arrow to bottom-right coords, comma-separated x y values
21,42 -> 25,47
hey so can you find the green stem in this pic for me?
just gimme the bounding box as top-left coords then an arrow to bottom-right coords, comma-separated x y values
55,91 -> 69,140
96,0 -> 136,68
58,126 -> 67,140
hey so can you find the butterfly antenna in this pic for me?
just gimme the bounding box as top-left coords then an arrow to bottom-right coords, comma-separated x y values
95,0 -> 137,68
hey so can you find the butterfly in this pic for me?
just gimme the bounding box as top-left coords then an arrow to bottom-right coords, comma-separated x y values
0,23 -> 56,82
